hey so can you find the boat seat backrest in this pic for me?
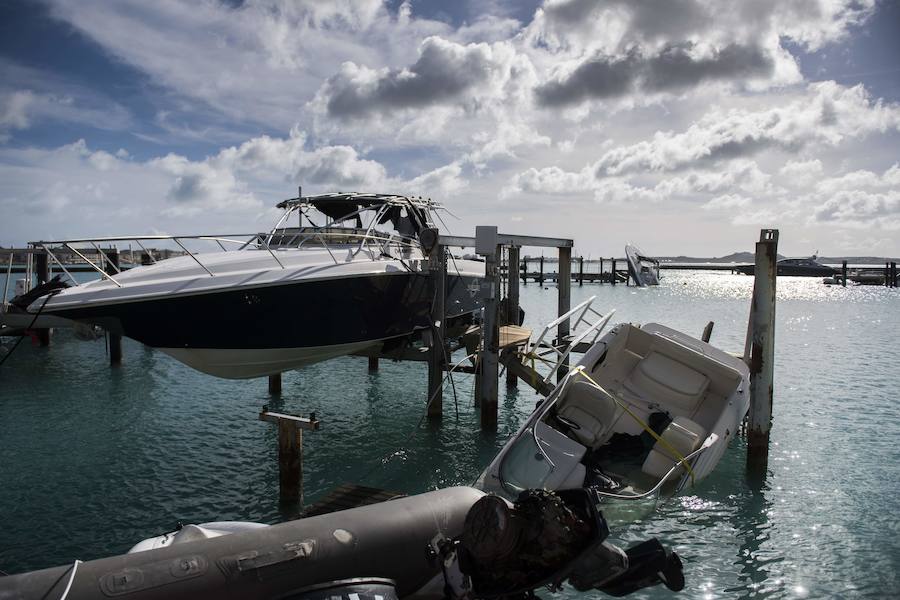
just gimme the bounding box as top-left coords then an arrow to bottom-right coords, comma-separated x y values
623,350 -> 709,413
535,421 -> 587,490
557,381 -> 619,448
641,416 -> 706,481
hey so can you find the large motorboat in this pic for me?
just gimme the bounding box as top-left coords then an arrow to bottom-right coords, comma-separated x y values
25,192 -> 484,378
734,254 -> 835,276
624,244 -> 660,286
477,320 -> 749,515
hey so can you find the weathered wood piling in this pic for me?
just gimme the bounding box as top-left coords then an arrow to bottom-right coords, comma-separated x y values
259,407 -> 320,507
746,229 -> 778,481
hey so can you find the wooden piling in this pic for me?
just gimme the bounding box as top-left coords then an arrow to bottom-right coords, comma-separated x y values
33,251 -> 50,346
538,255 -> 544,286
475,226 -> 499,431
557,246 -> 572,382
578,256 -> 584,286
611,258 -> 617,285
842,260 -> 847,287
746,229 -> 778,481
701,321 -> 714,343
506,246 -> 520,388
892,262 -> 897,287
427,242 -> 446,419
522,257 -> 528,284
886,262 -> 891,287
259,408 -> 319,507
105,249 -> 122,364
268,373 -> 282,394
368,356 -> 379,371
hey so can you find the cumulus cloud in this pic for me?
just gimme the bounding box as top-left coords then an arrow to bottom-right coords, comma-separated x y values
0,129 -> 473,241
313,36 -> 536,121
318,37 -> 500,119
535,42 -> 774,107
590,82 -> 900,176
808,164 -> 900,229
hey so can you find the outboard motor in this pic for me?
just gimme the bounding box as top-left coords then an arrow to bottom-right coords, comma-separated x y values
436,488 -> 684,598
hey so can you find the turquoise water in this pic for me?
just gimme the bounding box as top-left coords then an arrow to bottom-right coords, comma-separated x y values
1,272 -> 898,598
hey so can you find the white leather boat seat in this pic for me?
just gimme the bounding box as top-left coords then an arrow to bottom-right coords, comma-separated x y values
641,416 -> 707,481
623,350 -> 709,413
557,381 -> 619,448
536,421 -> 587,490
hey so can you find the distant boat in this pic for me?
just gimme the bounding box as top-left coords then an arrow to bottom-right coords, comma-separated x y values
734,255 -> 835,277
624,244 -> 660,286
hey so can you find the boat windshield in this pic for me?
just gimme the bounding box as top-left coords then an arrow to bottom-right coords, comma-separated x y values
498,431 -> 553,494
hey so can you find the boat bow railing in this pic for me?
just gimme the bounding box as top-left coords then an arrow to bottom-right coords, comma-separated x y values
29,228 -> 423,288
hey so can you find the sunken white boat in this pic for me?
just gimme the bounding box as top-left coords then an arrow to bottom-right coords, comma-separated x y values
624,244 -> 660,286
26,192 -> 484,378
478,321 -> 749,507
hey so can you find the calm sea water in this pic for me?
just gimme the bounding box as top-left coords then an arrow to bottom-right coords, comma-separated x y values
1,271 -> 898,598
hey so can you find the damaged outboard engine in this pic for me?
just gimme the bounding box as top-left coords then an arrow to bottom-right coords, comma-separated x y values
435,488 -> 683,598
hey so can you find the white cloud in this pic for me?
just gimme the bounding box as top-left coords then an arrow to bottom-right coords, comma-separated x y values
703,193 -> 752,210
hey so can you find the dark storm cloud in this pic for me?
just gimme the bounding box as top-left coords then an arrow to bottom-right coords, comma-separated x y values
323,37 -> 495,119
534,51 -> 640,106
644,43 -> 773,91
535,42 -> 774,107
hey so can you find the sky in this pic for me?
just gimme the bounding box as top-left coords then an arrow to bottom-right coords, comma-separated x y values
1,0 -> 899,257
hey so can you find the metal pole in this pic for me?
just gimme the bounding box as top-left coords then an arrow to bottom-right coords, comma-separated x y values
427,243 -> 446,419
746,229 -> 778,481
506,246 -> 520,388
476,227 -> 499,431
557,246 -> 572,382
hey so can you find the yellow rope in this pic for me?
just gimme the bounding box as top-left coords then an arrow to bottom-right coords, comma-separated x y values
573,366 -> 697,487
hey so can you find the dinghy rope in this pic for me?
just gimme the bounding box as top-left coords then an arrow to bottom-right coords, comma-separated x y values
573,366 -> 697,487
